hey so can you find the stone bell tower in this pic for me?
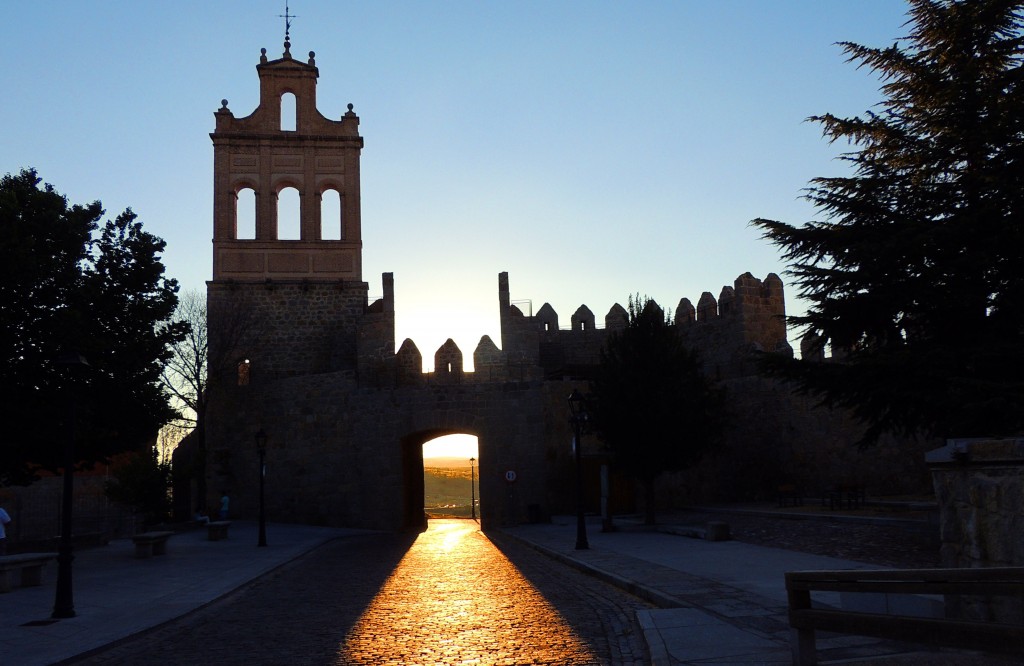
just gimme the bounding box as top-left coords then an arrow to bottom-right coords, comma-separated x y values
207,35 -> 380,382
210,39 -> 363,281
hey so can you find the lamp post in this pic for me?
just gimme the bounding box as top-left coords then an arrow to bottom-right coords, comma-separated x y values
567,389 -> 589,550
469,457 -> 477,521
256,429 -> 267,547
53,352 -> 90,619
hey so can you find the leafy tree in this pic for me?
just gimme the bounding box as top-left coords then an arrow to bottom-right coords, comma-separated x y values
161,289 -> 260,514
0,168 -> 185,485
753,1 -> 1024,443
590,296 -> 726,525
161,290 -> 209,455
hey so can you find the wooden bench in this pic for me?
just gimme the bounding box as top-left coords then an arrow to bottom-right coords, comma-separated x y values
132,531 -> 174,558
786,567 -> 1024,665
822,484 -> 864,510
206,521 -> 231,541
0,553 -> 57,592
777,483 -> 803,507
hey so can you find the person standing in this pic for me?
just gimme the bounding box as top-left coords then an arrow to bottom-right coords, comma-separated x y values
219,492 -> 229,520
0,506 -> 11,555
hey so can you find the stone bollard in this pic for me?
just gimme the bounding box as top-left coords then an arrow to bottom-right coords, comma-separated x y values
705,521 -> 731,541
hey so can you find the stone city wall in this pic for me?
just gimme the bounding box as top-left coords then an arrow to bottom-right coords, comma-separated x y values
206,269 -> 935,532
660,375 -> 936,507
206,372 -> 552,531
494,271 -> 792,383
0,474 -> 137,545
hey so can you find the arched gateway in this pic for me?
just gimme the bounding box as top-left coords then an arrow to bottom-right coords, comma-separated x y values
204,38 -> 791,531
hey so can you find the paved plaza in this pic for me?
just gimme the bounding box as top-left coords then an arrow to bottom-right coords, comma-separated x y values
0,514 -> 1013,665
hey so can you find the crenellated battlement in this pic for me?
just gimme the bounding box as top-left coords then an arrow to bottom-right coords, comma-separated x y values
211,268 -> 791,387
491,270 -> 791,382
348,270 -> 792,388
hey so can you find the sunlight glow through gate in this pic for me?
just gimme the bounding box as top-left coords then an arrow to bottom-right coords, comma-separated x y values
423,434 -> 479,520
336,520 -> 598,664
422,434 -> 478,460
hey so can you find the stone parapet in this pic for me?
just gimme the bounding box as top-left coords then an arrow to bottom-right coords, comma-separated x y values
929,438 -> 1024,569
929,438 -> 1024,622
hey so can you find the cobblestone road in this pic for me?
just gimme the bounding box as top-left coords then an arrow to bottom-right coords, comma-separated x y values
72,520 -> 652,665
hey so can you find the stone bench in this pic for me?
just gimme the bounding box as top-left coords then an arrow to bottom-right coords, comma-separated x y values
132,531 -> 174,558
207,521 -> 231,541
0,553 -> 57,592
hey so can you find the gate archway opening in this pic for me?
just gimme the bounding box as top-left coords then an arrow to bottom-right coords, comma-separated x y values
423,434 -> 479,521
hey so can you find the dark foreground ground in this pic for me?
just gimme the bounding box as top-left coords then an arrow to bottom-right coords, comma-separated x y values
670,507 -> 941,569
70,521 -> 653,665
66,508 -> 949,665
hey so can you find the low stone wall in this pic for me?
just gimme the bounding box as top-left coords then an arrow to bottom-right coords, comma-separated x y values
929,438 -> 1024,622
656,376 -> 936,508
930,438 -> 1024,568
0,475 -> 137,545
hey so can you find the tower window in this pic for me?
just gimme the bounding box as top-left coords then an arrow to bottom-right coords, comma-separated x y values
238,359 -> 251,386
277,187 -> 301,240
236,188 -> 256,240
320,189 -> 342,240
280,92 -> 296,131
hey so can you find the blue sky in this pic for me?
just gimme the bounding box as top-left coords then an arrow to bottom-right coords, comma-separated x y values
2,1 -> 911,377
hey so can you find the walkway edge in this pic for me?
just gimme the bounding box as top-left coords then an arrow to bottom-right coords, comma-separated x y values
494,529 -> 684,610
46,529 -> 357,666
493,528 -> 683,666
635,610 -> 673,666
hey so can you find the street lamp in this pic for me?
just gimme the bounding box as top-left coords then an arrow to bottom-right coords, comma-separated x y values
255,429 -> 267,547
469,457 -> 477,521
567,389 -> 589,550
53,351 -> 90,619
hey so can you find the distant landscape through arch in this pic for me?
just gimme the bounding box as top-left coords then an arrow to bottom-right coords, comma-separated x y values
423,434 -> 479,520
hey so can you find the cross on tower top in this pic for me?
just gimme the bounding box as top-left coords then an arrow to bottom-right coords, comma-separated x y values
279,2 -> 297,54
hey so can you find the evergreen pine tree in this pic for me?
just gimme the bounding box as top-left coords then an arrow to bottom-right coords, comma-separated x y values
753,0 -> 1024,443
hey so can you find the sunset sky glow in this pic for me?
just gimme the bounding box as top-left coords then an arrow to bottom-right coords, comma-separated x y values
2,2 -> 913,458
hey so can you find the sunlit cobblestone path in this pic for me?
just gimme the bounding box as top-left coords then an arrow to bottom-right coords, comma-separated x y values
74,520 -> 651,665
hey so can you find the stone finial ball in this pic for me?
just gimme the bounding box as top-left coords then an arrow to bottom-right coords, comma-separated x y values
221,99 -> 229,108
309,51 -> 315,59
348,103 -> 354,111
261,48 -> 267,55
